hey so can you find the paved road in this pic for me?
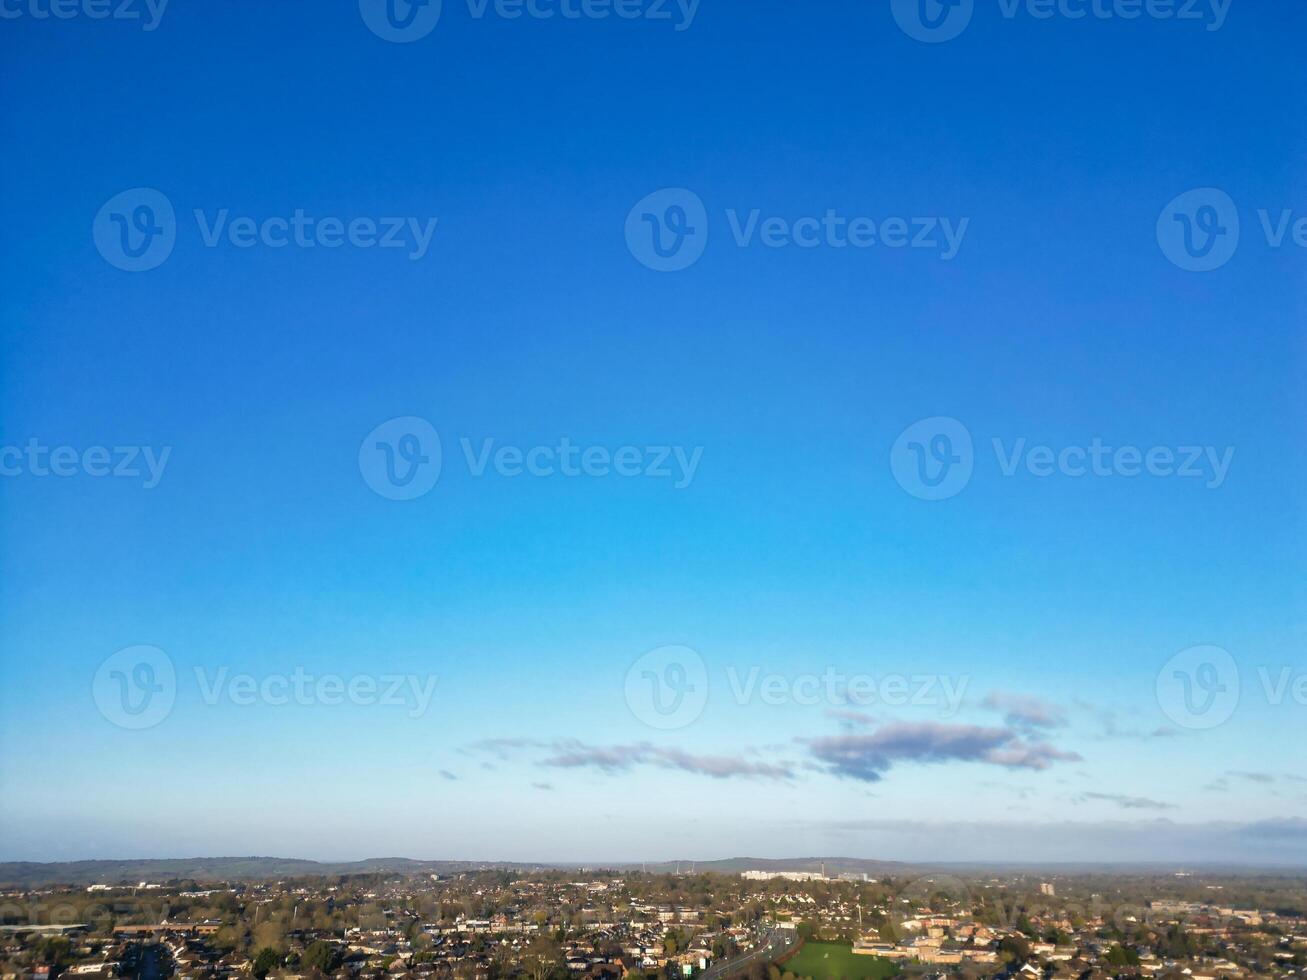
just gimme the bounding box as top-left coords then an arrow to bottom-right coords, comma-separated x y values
700,929 -> 799,980
139,944 -> 167,980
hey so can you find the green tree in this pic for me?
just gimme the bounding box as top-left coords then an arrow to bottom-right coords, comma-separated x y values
252,947 -> 282,980
998,937 -> 1030,964
1105,945 -> 1139,967
302,941 -> 341,974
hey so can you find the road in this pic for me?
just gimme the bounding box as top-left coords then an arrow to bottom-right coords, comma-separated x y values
124,943 -> 167,980
140,945 -> 166,980
699,929 -> 799,980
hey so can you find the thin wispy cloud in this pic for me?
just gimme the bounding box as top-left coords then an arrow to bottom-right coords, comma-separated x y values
469,737 -> 543,759
1077,791 -> 1177,811
825,708 -> 876,728
466,738 -> 794,782
1228,770 -> 1276,784
1073,699 -> 1173,741
982,691 -> 1068,730
543,743 -> 794,780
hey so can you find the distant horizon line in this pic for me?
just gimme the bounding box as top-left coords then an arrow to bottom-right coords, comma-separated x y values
6,854 -> 1307,872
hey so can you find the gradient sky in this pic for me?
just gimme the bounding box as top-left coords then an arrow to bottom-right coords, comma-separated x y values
1,0 -> 1304,866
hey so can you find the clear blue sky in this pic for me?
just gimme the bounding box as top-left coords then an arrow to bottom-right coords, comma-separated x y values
1,0 -> 1304,865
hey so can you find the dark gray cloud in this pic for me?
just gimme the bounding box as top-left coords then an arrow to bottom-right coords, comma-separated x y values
982,692 -> 1068,730
438,769 -> 458,781
1077,791 -> 1177,811
471,719 -> 1079,787
805,722 -> 1081,782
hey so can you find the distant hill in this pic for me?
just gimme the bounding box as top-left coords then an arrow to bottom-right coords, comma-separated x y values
0,857 -> 553,888
0,855 -> 927,887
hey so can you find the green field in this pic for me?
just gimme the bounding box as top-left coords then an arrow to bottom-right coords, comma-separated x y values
779,943 -> 900,980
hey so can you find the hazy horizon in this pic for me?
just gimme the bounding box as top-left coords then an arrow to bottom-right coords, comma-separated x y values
8,850 -> 1307,873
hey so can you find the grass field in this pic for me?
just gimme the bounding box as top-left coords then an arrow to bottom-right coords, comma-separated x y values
779,943 -> 900,980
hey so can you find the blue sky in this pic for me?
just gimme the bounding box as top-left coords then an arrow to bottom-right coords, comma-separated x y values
0,0 -> 1304,865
